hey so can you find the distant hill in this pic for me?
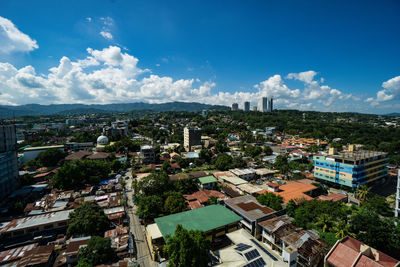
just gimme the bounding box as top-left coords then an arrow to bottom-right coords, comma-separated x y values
385,113 -> 400,116
0,102 -> 229,118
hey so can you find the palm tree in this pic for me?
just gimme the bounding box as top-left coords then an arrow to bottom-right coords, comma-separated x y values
332,219 -> 354,239
315,214 -> 333,233
356,185 -> 370,201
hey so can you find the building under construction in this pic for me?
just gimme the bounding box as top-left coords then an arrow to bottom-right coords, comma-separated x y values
313,145 -> 388,188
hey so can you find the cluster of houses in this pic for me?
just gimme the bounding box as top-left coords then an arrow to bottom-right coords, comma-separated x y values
0,176 -> 131,267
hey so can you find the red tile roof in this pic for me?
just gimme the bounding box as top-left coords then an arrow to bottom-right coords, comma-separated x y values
326,236 -> 399,267
184,190 -> 225,209
317,193 -> 347,202
257,181 -> 316,203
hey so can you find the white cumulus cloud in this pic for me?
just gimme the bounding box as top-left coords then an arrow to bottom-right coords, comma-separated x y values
366,75 -> 400,106
100,31 -> 113,40
0,16 -> 38,53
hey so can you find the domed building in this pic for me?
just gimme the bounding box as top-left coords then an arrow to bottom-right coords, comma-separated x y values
96,135 -> 109,151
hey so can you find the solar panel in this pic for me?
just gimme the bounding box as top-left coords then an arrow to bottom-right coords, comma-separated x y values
243,258 -> 266,267
235,243 -> 252,251
245,249 -> 260,261
250,239 -> 278,261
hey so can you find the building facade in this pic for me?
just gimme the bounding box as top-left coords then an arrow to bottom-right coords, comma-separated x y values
244,101 -> 250,111
232,103 -> 239,111
260,97 -> 268,112
140,145 -> 155,164
268,97 -> 273,112
0,125 -> 19,199
313,148 -> 388,188
183,127 -> 201,152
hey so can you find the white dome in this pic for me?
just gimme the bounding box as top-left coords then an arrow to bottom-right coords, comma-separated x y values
97,135 -> 109,145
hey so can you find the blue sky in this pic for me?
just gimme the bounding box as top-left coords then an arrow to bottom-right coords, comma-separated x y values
0,0 -> 399,113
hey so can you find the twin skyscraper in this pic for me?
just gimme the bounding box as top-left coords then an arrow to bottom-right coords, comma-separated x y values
231,97 -> 273,112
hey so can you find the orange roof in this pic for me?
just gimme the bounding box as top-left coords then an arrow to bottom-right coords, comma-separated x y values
257,181 -> 316,203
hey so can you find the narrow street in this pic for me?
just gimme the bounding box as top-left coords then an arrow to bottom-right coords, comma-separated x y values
125,169 -> 157,267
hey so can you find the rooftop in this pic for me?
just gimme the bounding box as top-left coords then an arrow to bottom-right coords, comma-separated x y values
219,175 -> 248,186
154,205 -> 241,238
146,223 -> 163,240
0,209 -> 72,234
224,195 -> 276,222
326,150 -> 387,161
0,243 -> 37,264
257,181 -> 316,203
24,145 -> 64,151
198,175 -> 218,184
326,236 -> 399,267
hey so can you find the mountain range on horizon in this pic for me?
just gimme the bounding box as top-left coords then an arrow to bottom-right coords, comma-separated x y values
0,102 -> 230,118
0,102 -> 398,119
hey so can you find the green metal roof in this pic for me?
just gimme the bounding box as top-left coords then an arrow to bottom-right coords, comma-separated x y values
154,205 -> 241,238
198,175 -> 217,184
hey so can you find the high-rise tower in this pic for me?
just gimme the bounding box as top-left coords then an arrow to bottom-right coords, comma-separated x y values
244,101 -> 250,111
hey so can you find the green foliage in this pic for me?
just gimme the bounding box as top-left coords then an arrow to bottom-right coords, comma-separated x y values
134,171 -> 173,201
263,146 -> 273,156
20,173 -> 34,186
103,137 -> 141,153
361,194 -> 392,217
214,139 -> 229,153
256,192 -> 283,211
215,154 -> 232,171
244,145 -> 262,158
292,200 -> 347,229
78,236 -> 116,266
36,148 -> 66,167
110,159 -> 123,173
199,149 -> 213,163
137,195 -> 164,221
163,191 -> 187,215
355,185 -> 371,201
175,178 -> 199,194
67,202 -> 109,236
208,196 -> 218,205
54,160 -> 111,189
14,201 -> 24,213
162,161 -> 174,174
274,155 -> 290,174
286,199 -> 297,217
164,225 -> 210,267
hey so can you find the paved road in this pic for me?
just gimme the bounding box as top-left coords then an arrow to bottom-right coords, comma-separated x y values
125,169 -> 157,267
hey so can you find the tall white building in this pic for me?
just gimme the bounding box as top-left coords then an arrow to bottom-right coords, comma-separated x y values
268,97 -> 273,112
260,97 -> 268,112
232,103 -> 239,111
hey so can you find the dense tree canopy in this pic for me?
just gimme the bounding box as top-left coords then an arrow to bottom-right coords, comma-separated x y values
164,225 -> 210,267
67,202 -> 109,236
36,148 -> 66,167
78,236 -> 116,266
54,160 -> 111,189
256,192 -> 283,211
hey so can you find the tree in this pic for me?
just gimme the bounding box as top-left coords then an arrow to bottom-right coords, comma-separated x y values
199,149 -> 213,163
263,146 -> 273,156
20,173 -> 34,186
54,160 -> 111,189
163,191 -> 187,214
286,199 -> 297,217
110,159 -> 123,173
208,196 -> 218,205
137,195 -> 163,221
175,178 -> 199,194
164,225 -> 210,267
361,194 -> 392,216
244,146 -> 262,158
274,155 -> 290,175
355,185 -> 370,201
133,171 -> 173,201
315,214 -> 333,233
215,153 -> 232,171
256,192 -> 283,211
332,219 -> 353,239
78,236 -> 116,266
161,161 -> 174,174
67,202 -> 109,236
36,148 -> 66,167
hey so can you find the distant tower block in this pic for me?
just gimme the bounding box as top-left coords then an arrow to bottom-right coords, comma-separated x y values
252,106 -> 257,111
244,101 -> 250,111
395,170 -> 400,218
260,97 -> 268,112
268,97 -> 274,112
232,103 -> 239,111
